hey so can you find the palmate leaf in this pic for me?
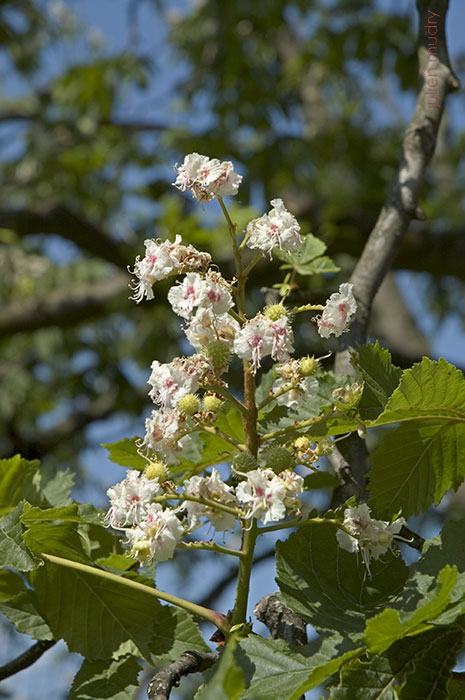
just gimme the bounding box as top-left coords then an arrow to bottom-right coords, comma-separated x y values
275,521 -> 408,637
0,569 -> 52,640
195,636 -> 244,700
329,626 -> 464,700
352,342 -> 402,421
275,233 -> 340,276
0,455 -> 44,516
368,357 -> 465,517
69,655 -> 142,700
236,633 -> 359,700
0,502 -> 37,571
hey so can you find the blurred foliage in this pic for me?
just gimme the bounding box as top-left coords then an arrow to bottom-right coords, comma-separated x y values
0,0 -> 463,484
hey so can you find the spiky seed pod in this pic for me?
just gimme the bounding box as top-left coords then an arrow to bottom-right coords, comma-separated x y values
262,445 -> 296,474
300,356 -> 319,376
144,461 -> 168,481
232,452 -> 258,474
203,394 -> 224,412
205,340 -> 231,369
177,393 -> 201,415
264,304 -> 287,321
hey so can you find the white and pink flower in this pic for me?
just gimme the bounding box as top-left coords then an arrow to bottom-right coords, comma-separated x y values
336,503 -> 405,575
246,199 -> 301,254
173,153 -> 242,203
125,503 -> 185,564
168,272 -> 233,320
105,470 -> 162,529
317,283 -> 357,338
184,309 -> 240,351
233,314 -> 294,373
148,358 -> 199,409
142,408 -> 191,463
236,468 -> 304,524
183,468 -> 238,531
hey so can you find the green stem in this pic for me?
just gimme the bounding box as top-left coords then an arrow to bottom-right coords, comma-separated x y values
292,303 -> 324,314
218,196 -> 242,279
153,492 -> 242,518
257,516 -> 351,535
40,553 -> 229,633
260,411 -> 350,442
177,541 -> 245,558
257,380 -> 300,411
242,251 -> 264,278
231,519 -> 258,626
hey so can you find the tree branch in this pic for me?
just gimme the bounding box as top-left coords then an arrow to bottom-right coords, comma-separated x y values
335,0 -> 459,375
146,651 -> 218,700
0,205 -> 131,268
0,276 -> 129,339
0,640 -> 56,681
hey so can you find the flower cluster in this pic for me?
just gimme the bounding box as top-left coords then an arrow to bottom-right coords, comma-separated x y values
233,313 -> 294,373
246,198 -> 301,254
173,153 -> 242,203
336,503 -> 405,575
105,466 -> 305,565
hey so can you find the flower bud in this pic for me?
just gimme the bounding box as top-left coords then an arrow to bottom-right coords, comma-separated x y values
293,436 -> 311,451
332,382 -> 363,406
300,356 -> 319,376
144,461 -> 168,481
203,394 -> 224,412
205,340 -> 231,369
314,438 -> 333,457
264,304 -> 287,321
177,393 -> 200,415
262,445 -> 295,474
232,452 -> 258,474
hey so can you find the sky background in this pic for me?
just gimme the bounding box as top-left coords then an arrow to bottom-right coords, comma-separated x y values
1,1 -> 465,698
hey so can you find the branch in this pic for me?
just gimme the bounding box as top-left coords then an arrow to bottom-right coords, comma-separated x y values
0,640 -> 56,681
253,594 -> 307,646
0,205 -> 131,268
0,276 -> 129,339
146,651 -> 218,700
335,0 -> 459,375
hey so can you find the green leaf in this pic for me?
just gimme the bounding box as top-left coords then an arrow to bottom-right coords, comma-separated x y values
237,634 -> 360,700
368,358 -> 465,517
0,455 -> 43,516
152,606 -> 209,663
22,502 -> 88,524
42,469 -> 74,507
303,472 -> 339,489
352,342 -> 402,421
24,518 -> 92,564
364,565 -> 457,654
196,636 -> 243,700
101,438 -> 147,471
275,233 -> 327,265
330,627 -> 464,700
292,255 -> 340,276
276,521 -> 408,637
0,502 -> 37,571
69,655 -> 142,700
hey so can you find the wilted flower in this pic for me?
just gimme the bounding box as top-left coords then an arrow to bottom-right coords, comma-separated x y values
233,314 -> 294,373
236,468 -> 304,524
183,468 -> 238,531
129,236 -> 211,303
173,153 -> 242,202
317,283 -> 357,338
105,470 -> 162,528
336,503 -> 405,575
246,199 -> 301,254
125,504 -> 185,564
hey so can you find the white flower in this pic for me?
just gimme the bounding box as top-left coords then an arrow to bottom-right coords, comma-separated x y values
173,153 -> 242,203
183,468 -> 238,531
236,468 -> 303,524
128,236 -> 211,303
233,314 -> 294,373
125,504 -> 185,564
184,309 -> 240,351
246,199 -> 301,254
148,358 -> 199,409
336,503 -> 405,575
142,408 -> 191,463
168,272 -> 233,320
317,283 -> 357,338
273,375 -> 319,408
105,470 -> 162,528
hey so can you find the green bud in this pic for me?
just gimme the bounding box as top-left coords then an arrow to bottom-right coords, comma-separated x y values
205,340 -> 231,369
203,394 -> 224,412
232,452 -> 258,474
300,356 -> 319,376
262,445 -> 295,474
178,393 -> 200,415
264,304 -> 287,321
314,438 -> 333,457
144,461 -> 168,481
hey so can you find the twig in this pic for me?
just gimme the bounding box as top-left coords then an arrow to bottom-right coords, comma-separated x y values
146,651 -> 218,700
0,640 -> 56,681
335,0 -> 459,376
